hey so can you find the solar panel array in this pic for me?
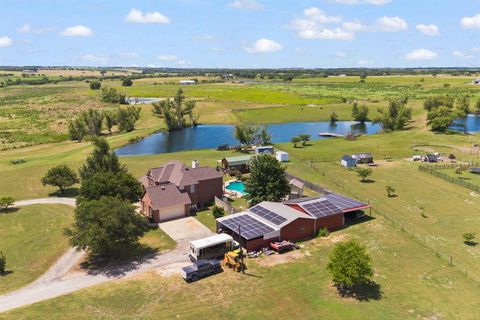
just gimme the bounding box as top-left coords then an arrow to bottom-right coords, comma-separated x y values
219,214 -> 275,240
250,205 -> 287,226
324,193 -> 366,211
302,200 -> 342,218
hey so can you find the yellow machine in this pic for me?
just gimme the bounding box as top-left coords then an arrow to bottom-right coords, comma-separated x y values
224,249 -> 245,272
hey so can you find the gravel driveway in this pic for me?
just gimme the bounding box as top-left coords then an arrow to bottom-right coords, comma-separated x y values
0,201 -> 214,313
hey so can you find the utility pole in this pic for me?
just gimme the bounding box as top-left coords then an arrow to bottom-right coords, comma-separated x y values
238,225 -> 245,274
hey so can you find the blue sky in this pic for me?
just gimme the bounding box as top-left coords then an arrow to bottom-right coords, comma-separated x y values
0,0 -> 479,68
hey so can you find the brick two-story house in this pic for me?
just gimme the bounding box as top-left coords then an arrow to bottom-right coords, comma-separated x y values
139,160 -> 223,222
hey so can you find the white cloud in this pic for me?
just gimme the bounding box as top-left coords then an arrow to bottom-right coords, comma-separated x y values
404,49 -> 437,60
289,7 -> 354,41
18,24 -> 31,33
157,55 -> 178,61
0,36 -> 13,48
303,7 -> 341,23
299,28 -> 354,40
177,60 -> 191,66
229,0 -> 263,11
342,21 -> 367,32
375,16 -> 408,32
125,9 -> 171,24
452,50 -> 473,59
472,47 -> 480,53
60,25 -> 93,37
335,0 -> 391,5
244,38 -> 282,53
461,14 -> 480,29
336,51 -> 347,58
416,24 -> 439,36
119,52 -> 138,59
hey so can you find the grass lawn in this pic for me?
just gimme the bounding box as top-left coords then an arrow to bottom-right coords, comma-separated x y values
4,214 -> 480,319
139,227 -> 176,253
437,167 -> 480,188
0,204 -> 73,294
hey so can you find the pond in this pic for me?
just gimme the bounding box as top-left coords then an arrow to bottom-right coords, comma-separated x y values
451,115 -> 480,132
115,121 -> 381,156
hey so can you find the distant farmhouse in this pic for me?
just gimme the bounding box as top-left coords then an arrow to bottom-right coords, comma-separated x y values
179,80 -> 196,85
139,160 -> 223,222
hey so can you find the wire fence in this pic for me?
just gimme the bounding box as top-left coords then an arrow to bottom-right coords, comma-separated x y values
300,159 -> 480,283
419,163 -> 480,193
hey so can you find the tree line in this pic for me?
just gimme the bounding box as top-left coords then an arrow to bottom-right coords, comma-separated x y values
425,94 -> 478,132
152,89 -> 199,131
68,106 -> 140,141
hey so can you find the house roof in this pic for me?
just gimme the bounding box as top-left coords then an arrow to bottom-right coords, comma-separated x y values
148,160 -> 222,188
285,193 -> 370,214
138,175 -> 149,188
223,155 -> 253,166
294,198 -> 343,218
289,178 -> 305,189
249,201 -> 314,228
145,184 -> 191,210
352,153 -> 373,159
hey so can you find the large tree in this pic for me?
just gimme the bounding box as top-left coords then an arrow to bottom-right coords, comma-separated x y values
80,171 -> 143,203
152,89 -> 198,131
78,138 -> 141,203
374,96 -> 412,131
245,154 -> 290,205
64,196 -> 149,256
327,240 -> 374,291
79,138 -> 126,181
41,165 -> 79,195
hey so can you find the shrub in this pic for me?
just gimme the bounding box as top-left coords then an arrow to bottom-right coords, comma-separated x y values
0,251 -> 6,274
463,232 -> 476,245
318,227 -> 330,237
89,81 -> 101,90
0,197 -> 15,212
122,78 -> 133,86
212,206 -> 225,219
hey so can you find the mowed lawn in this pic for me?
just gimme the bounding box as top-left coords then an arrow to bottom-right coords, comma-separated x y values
4,215 -> 480,319
0,204 -> 73,294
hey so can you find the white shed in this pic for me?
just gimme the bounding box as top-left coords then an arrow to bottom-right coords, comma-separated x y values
276,151 -> 289,162
180,80 -> 196,85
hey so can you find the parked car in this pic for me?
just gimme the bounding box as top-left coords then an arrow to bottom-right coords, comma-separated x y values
182,260 -> 222,282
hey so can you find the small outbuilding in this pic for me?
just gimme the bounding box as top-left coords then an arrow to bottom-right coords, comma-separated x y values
289,179 -> 305,199
276,151 -> 289,162
219,155 -> 253,173
341,155 -> 356,168
352,153 -> 374,164
255,146 -> 274,155
423,154 -> 439,163
179,80 -> 196,85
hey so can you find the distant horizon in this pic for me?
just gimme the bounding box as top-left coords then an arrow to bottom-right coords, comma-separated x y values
0,1 -> 479,68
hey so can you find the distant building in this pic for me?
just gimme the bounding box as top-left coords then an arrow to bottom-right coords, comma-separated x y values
218,155 -> 253,173
341,155 -> 357,168
473,78 -> 480,85
276,151 -> 289,162
255,146 -> 274,155
179,80 -> 196,85
352,153 -> 374,164
423,154 -> 439,163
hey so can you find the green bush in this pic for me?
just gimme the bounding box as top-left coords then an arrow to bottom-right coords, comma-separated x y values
318,227 -> 330,237
212,206 -> 225,219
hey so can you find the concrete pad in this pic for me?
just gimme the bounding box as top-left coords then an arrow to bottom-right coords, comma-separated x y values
159,217 -> 213,242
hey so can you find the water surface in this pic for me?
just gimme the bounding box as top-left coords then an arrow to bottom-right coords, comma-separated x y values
116,121 -> 380,156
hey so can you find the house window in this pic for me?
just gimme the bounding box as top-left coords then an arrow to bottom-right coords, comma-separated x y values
149,207 -> 153,219
299,226 -> 305,233
190,184 -> 196,193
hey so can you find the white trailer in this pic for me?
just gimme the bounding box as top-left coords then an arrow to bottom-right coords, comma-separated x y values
189,234 -> 236,261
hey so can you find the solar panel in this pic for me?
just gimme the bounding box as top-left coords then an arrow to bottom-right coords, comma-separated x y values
302,200 -> 342,218
323,193 -> 367,211
249,205 -> 287,226
219,214 -> 275,240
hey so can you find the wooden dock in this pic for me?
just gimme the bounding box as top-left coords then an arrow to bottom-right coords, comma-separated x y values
318,132 -> 344,138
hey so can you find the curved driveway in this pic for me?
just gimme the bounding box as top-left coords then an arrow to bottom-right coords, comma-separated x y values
0,199 -> 212,313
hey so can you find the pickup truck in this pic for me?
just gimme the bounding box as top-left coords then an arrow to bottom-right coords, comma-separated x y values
182,260 -> 222,282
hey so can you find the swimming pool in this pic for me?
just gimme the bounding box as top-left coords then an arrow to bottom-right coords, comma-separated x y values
225,181 -> 247,195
